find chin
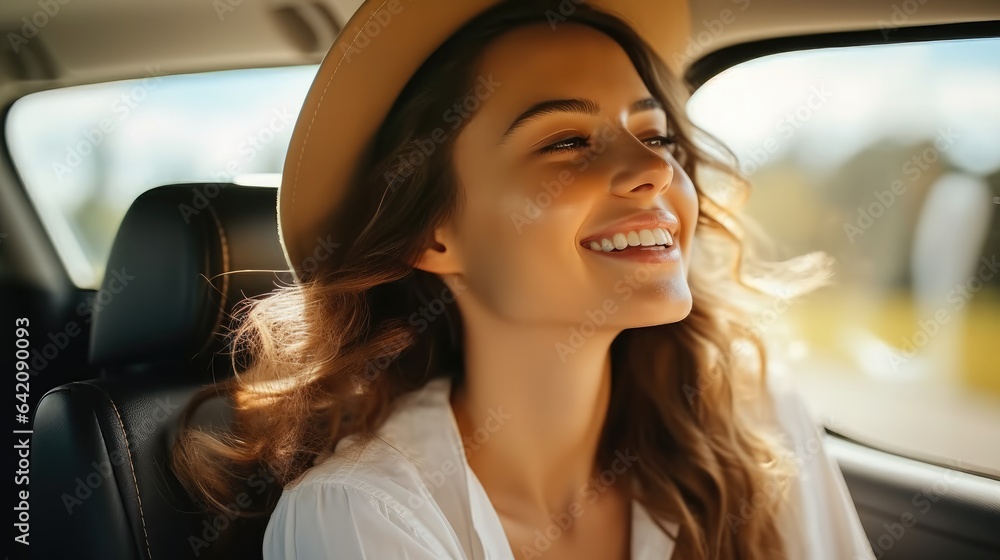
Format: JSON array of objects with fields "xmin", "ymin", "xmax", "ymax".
[{"xmin": 630, "ymin": 281, "xmax": 694, "ymax": 327}]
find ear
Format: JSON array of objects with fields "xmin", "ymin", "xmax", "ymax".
[{"xmin": 412, "ymin": 225, "xmax": 463, "ymax": 275}]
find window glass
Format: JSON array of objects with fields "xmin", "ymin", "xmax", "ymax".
[
  {"xmin": 688, "ymin": 38, "xmax": 1000, "ymax": 477},
  {"xmin": 6, "ymin": 65, "xmax": 319, "ymax": 288}
]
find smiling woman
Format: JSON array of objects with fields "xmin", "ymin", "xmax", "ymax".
[{"xmin": 170, "ymin": 1, "xmax": 871, "ymax": 559}]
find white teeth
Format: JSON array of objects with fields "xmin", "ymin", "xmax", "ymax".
[{"xmin": 585, "ymin": 227, "xmax": 675, "ymax": 253}]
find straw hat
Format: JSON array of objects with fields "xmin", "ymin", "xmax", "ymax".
[{"xmin": 278, "ymin": 0, "xmax": 691, "ymax": 281}]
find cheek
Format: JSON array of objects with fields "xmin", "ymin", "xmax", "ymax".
[
  {"xmin": 670, "ymin": 173, "xmax": 699, "ymax": 277},
  {"xmin": 458, "ymin": 171, "xmax": 588, "ymax": 275},
  {"xmin": 451, "ymin": 168, "xmax": 598, "ymax": 317},
  {"xmin": 457, "ymin": 155, "xmax": 591, "ymax": 249},
  {"xmin": 672, "ymin": 172, "xmax": 699, "ymax": 242}
]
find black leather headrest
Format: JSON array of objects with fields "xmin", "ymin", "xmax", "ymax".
[{"xmin": 89, "ymin": 183, "xmax": 292, "ymax": 373}]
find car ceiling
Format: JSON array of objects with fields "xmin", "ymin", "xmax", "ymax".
[{"xmin": 0, "ymin": 0, "xmax": 997, "ymax": 107}]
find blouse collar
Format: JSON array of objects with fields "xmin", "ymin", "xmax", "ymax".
[{"xmin": 371, "ymin": 375, "xmax": 679, "ymax": 559}]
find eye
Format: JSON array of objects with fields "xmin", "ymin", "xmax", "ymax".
[
  {"xmin": 538, "ymin": 133, "xmax": 681, "ymax": 155},
  {"xmin": 643, "ymin": 134, "xmax": 677, "ymax": 148},
  {"xmin": 645, "ymin": 133, "xmax": 686, "ymax": 164},
  {"xmin": 539, "ymin": 135, "xmax": 591, "ymax": 154}
]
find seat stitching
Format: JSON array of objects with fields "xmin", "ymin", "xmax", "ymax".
[
  {"xmin": 289, "ymin": 0, "xmax": 392, "ymax": 257},
  {"xmin": 108, "ymin": 398, "xmax": 153, "ymax": 559},
  {"xmin": 197, "ymin": 202, "xmax": 230, "ymax": 360}
]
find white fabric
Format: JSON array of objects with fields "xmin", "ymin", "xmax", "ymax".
[{"xmin": 263, "ymin": 372, "xmax": 875, "ymax": 559}]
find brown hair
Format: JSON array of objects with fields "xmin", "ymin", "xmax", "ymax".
[{"xmin": 172, "ymin": 1, "xmax": 832, "ymax": 558}]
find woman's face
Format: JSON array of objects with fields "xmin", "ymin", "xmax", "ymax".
[{"xmin": 421, "ymin": 22, "xmax": 698, "ymax": 332}]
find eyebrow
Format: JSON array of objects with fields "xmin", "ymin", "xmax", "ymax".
[{"xmin": 499, "ymin": 97, "xmax": 664, "ymax": 144}]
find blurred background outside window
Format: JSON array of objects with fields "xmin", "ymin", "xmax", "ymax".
[
  {"xmin": 6, "ymin": 65, "xmax": 317, "ymax": 288},
  {"xmin": 689, "ymin": 37, "xmax": 1000, "ymax": 478}
]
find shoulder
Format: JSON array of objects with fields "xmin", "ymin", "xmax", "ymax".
[
  {"xmin": 275, "ymin": 434, "xmax": 429, "ymax": 526},
  {"xmin": 755, "ymin": 364, "xmax": 876, "ymax": 559},
  {"xmin": 262, "ymin": 437, "xmax": 452, "ymax": 559},
  {"xmin": 262, "ymin": 478, "xmax": 438, "ymax": 560},
  {"xmin": 761, "ymin": 366, "xmax": 826, "ymax": 449},
  {"xmin": 290, "ymin": 434, "xmax": 426, "ymax": 497},
  {"xmin": 733, "ymin": 360, "xmax": 824, "ymax": 456},
  {"xmin": 754, "ymin": 364, "xmax": 842, "ymax": 493}
]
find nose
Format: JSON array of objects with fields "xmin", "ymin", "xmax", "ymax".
[{"xmin": 606, "ymin": 129, "xmax": 674, "ymax": 200}]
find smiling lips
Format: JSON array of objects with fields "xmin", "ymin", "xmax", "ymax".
[
  {"xmin": 585, "ymin": 228, "xmax": 673, "ymax": 253},
  {"xmin": 579, "ymin": 209, "xmax": 682, "ymax": 258}
]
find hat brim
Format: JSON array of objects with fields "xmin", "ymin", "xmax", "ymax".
[{"xmin": 278, "ymin": 0, "xmax": 691, "ymax": 281}]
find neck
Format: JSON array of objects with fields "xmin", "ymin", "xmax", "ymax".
[{"xmin": 449, "ymin": 307, "xmax": 623, "ymax": 522}]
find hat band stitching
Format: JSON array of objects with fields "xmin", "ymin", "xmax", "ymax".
[{"xmin": 290, "ymin": 0, "xmax": 393, "ymax": 271}]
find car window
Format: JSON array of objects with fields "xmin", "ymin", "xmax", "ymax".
[
  {"xmin": 688, "ymin": 38, "xmax": 1000, "ymax": 477},
  {"xmin": 5, "ymin": 65, "xmax": 320, "ymax": 288}
]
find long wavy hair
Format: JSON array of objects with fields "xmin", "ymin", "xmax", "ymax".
[{"xmin": 172, "ymin": 1, "xmax": 832, "ymax": 558}]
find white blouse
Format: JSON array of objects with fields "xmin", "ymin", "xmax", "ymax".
[{"xmin": 263, "ymin": 372, "xmax": 875, "ymax": 559}]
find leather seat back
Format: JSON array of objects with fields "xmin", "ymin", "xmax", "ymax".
[{"xmin": 32, "ymin": 183, "xmax": 292, "ymax": 560}]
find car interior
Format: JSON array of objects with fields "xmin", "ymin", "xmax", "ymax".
[{"xmin": 3, "ymin": 0, "xmax": 999, "ymax": 559}]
